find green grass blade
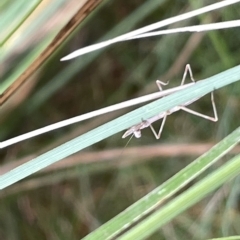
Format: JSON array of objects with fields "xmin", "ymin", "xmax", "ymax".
[
  {"xmin": 83, "ymin": 127, "xmax": 240, "ymax": 240},
  {"xmin": 0, "ymin": 35, "xmax": 54, "ymax": 93},
  {"xmin": 119, "ymin": 154, "xmax": 240, "ymax": 240},
  {"xmin": 0, "ymin": 65, "xmax": 240, "ymax": 189},
  {"xmin": 0, "ymin": 0, "xmax": 77, "ymax": 95},
  {"xmin": 0, "ymin": 0, "xmax": 41, "ymax": 46}
]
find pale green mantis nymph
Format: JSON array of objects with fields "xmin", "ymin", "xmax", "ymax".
[
  {"xmin": 0, "ymin": 65, "xmax": 217, "ymax": 148},
  {"xmin": 122, "ymin": 64, "xmax": 218, "ymax": 139}
]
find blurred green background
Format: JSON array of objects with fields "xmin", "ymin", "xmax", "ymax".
[{"xmin": 1, "ymin": 0, "xmax": 240, "ymax": 239}]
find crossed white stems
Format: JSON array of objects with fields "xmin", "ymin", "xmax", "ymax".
[{"xmin": 122, "ymin": 64, "xmax": 218, "ymax": 139}]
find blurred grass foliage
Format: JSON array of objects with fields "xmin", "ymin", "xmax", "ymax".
[
  {"xmin": 0, "ymin": 0, "xmax": 40, "ymax": 46},
  {"xmin": 1, "ymin": 0, "xmax": 65, "ymax": 94},
  {"xmin": 0, "ymin": 0, "xmax": 103, "ymax": 102},
  {"xmin": 1, "ymin": 0, "xmax": 240, "ymax": 239}
]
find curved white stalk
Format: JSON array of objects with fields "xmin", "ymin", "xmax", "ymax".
[{"xmin": 61, "ymin": 0, "xmax": 240, "ymax": 61}]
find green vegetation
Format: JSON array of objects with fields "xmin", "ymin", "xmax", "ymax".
[{"xmin": 1, "ymin": 0, "xmax": 240, "ymax": 239}]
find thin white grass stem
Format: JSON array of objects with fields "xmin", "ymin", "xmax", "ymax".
[
  {"xmin": 0, "ymin": 82, "xmax": 194, "ymax": 149},
  {"xmin": 61, "ymin": 0, "xmax": 240, "ymax": 60},
  {"xmin": 128, "ymin": 20, "xmax": 240, "ymax": 40}
]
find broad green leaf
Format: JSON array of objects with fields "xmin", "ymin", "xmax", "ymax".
[{"xmin": 0, "ymin": 65, "xmax": 240, "ymax": 189}]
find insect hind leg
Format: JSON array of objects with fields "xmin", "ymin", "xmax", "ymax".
[{"xmin": 180, "ymin": 92, "xmax": 218, "ymax": 122}]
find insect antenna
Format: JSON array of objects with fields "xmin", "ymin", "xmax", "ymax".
[{"xmin": 118, "ymin": 133, "xmax": 135, "ymax": 159}]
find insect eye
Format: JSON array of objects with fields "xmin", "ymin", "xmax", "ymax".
[{"xmin": 134, "ymin": 131, "xmax": 141, "ymax": 138}]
